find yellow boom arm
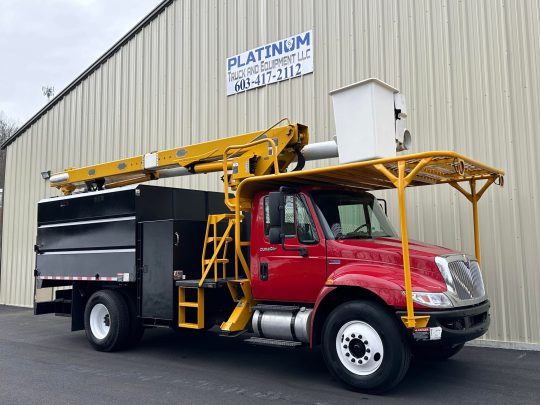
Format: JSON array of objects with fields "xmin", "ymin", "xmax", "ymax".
[{"xmin": 48, "ymin": 119, "xmax": 308, "ymax": 196}]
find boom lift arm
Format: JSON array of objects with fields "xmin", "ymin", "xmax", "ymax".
[{"xmin": 47, "ymin": 119, "xmax": 309, "ymax": 197}]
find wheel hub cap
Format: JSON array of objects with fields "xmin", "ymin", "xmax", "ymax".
[
  {"xmin": 90, "ymin": 303, "xmax": 111, "ymax": 340},
  {"xmin": 336, "ymin": 321, "xmax": 384, "ymax": 376},
  {"xmin": 348, "ymin": 338, "xmax": 366, "ymax": 358}
]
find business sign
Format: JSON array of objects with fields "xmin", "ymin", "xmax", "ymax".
[{"xmin": 226, "ymin": 30, "xmax": 313, "ymax": 96}]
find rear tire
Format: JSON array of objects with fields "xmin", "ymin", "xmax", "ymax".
[
  {"xmin": 321, "ymin": 300, "xmax": 410, "ymax": 394},
  {"xmin": 84, "ymin": 290, "xmax": 130, "ymax": 352},
  {"xmin": 413, "ymin": 343, "xmax": 464, "ymax": 361}
]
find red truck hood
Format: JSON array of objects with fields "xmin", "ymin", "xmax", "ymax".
[
  {"xmin": 359, "ymin": 237, "xmax": 456, "ymax": 258},
  {"xmin": 327, "ymin": 237, "xmax": 459, "ymax": 291}
]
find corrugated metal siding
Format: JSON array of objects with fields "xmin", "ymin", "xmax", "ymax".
[{"xmin": 1, "ymin": 0, "xmax": 539, "ymax": 344}]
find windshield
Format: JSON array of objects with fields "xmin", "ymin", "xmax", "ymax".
[{"xmin": 311, "ymin": 190, "xmax": 397, "ymax": 240}]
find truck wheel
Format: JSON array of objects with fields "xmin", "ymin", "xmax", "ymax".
[
  {"xmin": 413, "ymin": 343, "xmax": 464, "ymax": 361},
  {"xmin": 84, "ymin": 290, "xmax": 130, "ymax": 352},
  {"xmin": 322, "ymin": 300, "xmax": 410, "ymax": 394}
]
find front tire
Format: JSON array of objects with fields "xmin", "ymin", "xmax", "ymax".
[
  {"xmin": 84, "ymin": 290, "xmax": 131, "ymax": 352},
  {"xmin": 322, "ymin": 300, "xmax": 411, "ymax": 394}
]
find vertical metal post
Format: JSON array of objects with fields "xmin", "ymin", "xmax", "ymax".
[
  {"xmin": 178, "ymin": 288, "xmax": 185, "ymax": 325},
  {"xmin": 213, "ymin": 220, "xmax": 218, "ymax": 282},
  {"xmin": 396, "ymin": 161, "xmax": 415, "ymax": 328},
  {"xmin": 374, "ymin": 158, "xmax": 432, "ymax": 329},
  {"xmin": 450, "ymin": 178, "xmax": 496, "ymax": 267},
  {"xmin": 470, "ymin": 180, "xmax": 481, "ymax": 265},
  {"xmin": 234, "ymin": 210, "xmax": 240, "ymax": 281},
  {"xmin": 197, "ymin": 288, "xmax": 205, "ymax": 328}
]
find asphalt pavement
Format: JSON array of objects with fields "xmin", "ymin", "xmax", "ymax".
[{"xmin": 0, "ymin": 305, "xmax": 539, "ymax": 405}]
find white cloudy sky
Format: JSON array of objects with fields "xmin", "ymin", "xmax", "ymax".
[{"xmin": 0, "ymin": 0, "xmax": 163, "ymax": 125}]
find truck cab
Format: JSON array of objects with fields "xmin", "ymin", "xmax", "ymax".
[{"xmin": 248, "ymin": 186, "xmax": 490, "ymax": 389}]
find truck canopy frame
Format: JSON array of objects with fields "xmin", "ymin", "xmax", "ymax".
[{"xmin": 235, "ymin": 151, "xmax": 504, "ymax": 328}]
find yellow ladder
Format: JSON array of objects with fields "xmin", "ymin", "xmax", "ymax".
[
  {"xmin": 176, "ymin": 214, "xmax": 234, "ymax": 330},
  {"xmin": 177, "ymin": 213, "xmax": 253, "ymax": 331},
  {"xmin": 178, "ymin": 286, "xmax": 205, "ymax": 329},
  {"xmin": 200, "ymin": 213, "xmax": 235, "ymax": 283}
]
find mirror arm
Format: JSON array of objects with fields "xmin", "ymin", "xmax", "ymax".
[{"xmin": 280, "ymin": 238, "xmax": 308, "ymax": 257}]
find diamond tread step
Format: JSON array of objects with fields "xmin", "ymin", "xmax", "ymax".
[
  {"xmin": 175, "ymin": 277, "xmax": 236, "ymax": 288},
  {"xmin": 251, "ymin": 304, "xmax": 301, "ymax": 312},
  {"xmin": 245, "ymin": 337, "xmax": 302, "ymax": 347}
]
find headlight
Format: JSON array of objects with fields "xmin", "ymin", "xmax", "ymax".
[
  {"xmin": 402, "ymin": 291, "xmax": 454, "ymax": 308},
  {"xmin": 435, "ymin": 256, "xmax": 456, "ymax": 294}
]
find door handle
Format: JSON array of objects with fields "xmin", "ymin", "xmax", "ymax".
[{"xmin": 260, "ymin": 262, "xmax": 268, "ymax": 281}]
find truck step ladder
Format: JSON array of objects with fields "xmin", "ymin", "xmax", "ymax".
[
  {"xmin": 201, "ymin": 213, "xmax": 236, "ymax": 282},
  {"xmin": 178, "ymin": 286, "xmax": 205, "ymax": 329},
  {"xmin": 177, "ymin": 213, "xmax": 253, "ymax": 330}
]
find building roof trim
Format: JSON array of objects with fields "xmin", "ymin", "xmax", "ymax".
[{"xmin": 1, "ymin": 0, "xmax": 173, "ymax": 150}]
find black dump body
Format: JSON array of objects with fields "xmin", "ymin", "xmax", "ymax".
[{"xmin": 35, "ymin": 184, "xmax": 236, "ymax": 327}]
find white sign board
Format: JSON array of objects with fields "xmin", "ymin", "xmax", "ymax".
[{"xmin": 226, "ymin": 30, "xmax": 313, "ymax": 96}]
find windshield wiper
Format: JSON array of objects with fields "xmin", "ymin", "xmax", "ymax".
[{"xmin": 337, "ymin": 233, "xmax": 372, "ymax": 240}]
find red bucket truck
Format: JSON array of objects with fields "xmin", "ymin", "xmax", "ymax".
[{"xmin": 34, "ymin": 79, "xmax": 504, "ymax": 393}]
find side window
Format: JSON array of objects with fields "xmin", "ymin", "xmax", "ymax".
[
  {"xmin": 296, "ymin": 197, "xmax": 318, "ymax": 244},
  {"xmin": 264, "ymin": 195, "xmax": 295, "ymax": 237},
  {"xmin": 283, "ymin": 196, "xmax": 295, "ymax": 236},
  {"xmin": 263, "ymin": 195, "xmax": 318, "ymax": 244}
]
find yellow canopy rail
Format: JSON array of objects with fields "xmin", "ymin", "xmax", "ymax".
[{"xmin": 236, "ymin": 151, "xmax": 504, "ymax": 329}]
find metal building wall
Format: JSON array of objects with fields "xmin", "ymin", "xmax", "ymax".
[{"xmin": 1, "ymin": 0, "xmax": 538, "ymax": 345}]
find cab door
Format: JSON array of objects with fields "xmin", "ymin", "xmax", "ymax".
[{"xmin": 250, "ymin": 193, "xmax": 327, "ymax": 303}]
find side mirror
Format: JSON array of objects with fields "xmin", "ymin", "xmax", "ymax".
[
  {"xmin": 269, "ymin": 227, "xmax": 282, "ymax": 244},
  {"xmin": 266, "ymin": 188, "xmax": 307, "ymax": 257},
  {"xmin": 268, "ymin": 191, "xmax": 284, "ymax": 244},
  {"xmin": 268, "ymin": 192, "xmax": 282, "ymax": 227}
]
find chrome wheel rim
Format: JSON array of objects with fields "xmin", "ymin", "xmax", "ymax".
[
  {"xmin": 336, "ymin": 320, "xmax": 384, "ymax": 376},
  {"xmin": 90, "ymin": 303, "xmax": 110, "ymax": 340}
]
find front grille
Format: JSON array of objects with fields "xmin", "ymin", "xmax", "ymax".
[{"xmin": 448, "ymin": 260, "xmax": 485, "ymax": 300}]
